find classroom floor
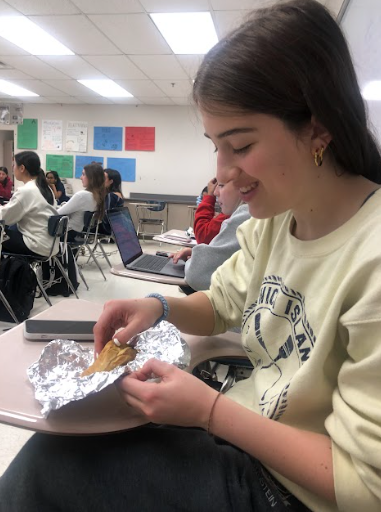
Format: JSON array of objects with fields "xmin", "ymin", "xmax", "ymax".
[{"xmin": 0, "ymin": 239, "xmax": 184, "ymax": 477}]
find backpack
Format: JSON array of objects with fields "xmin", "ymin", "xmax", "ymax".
[
  {"xmin": 42, "ymin": 245, "xmax": 79, "ymax": 297},
  {"xmin": 0, "ymin": 256, "xmax": 37, "ymax": 322}
]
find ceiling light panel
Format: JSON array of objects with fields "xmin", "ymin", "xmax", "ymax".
[
  {"xmin": 0, "ymin": 79, "xmax": 38, "ymax": 96},
  {"xmin": 0, "ymin": 16, "xmax": 74, "ymax": 55},
  {"xmin": 150, "ymin": 12, "xmax": 218, "ymax": 54},
  {"xmin": 77, "ymin": 79, "xmax": 133, "ymax": 98}
]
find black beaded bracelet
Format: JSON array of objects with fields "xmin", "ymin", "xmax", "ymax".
[{"xmin": 146, "ymin": 293, "xmax": 170, "ymax": 327}]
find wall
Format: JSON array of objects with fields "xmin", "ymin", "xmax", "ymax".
[{"xmin": 13, "ymin": 104, "xmax": 216, "ymax": 197}]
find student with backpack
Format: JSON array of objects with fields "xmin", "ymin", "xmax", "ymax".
[{"xmin": 0, "ymin": 151, "xmax": 58, "ymax": 257}]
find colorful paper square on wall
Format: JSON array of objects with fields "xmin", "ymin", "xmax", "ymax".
[
  {"xmin": 125, "ymin": 127, "xmax": 155, "ymax": 151},
  {"xmin": 107, "ymin": 157, "xmax": 136, "ymax": 182}
]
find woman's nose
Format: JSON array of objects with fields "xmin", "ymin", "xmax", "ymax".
[{"xmin": 216, "ymin": 165, "xmax": 240, "ymax": 184}]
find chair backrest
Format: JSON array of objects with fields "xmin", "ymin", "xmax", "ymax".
[
  {"xmin": 81, "ymin": 211, "xmax": 99, "ymax": 245},
  {"xmin": 147, "ymin": 201, "xmax": 166, "ymax": 212},
  {"xmin": 47, "ymin": 215, "xmax": 70, "ymax": 259}
]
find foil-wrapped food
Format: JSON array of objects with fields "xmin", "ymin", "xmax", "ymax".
[{"xmin": 27, "ymin": 321, "xmax": 190, "ymax": 418}]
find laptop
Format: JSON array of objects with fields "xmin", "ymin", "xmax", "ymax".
[{"xmin": 107, "ymin": 207, "xmax": 185, "ymax": 278}]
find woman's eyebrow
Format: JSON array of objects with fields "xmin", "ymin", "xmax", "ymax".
[{"xmin": 204, "ymin": 127, "xmax": 257, "ymax": 139}]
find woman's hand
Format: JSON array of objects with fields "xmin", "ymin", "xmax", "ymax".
[
  {"xmin": 207, "ymin": 177, "xmax": 218, "ymax": 195},
  {"xmin": 93, "ymin": 298, "xmax": 163, "ymax": 355},
  {"xmin": 118, "ymin": 358, "xmax": 218, "ymax": 428},
  {"xmin": 170, "ymin": 247, "xmax": 192, "ymax": 264}
]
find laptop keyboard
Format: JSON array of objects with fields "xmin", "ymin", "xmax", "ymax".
[{"xmin": 133, "ymin": 254, "xmax": 168, "ymax": 271}]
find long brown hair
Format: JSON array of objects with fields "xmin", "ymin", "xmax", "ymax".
[
  {"xmin": 193, "ymin": 0, "xmax": 381, "ymax": 183},
  {"xmin": 83, "ymin": 163, "xmax": 105, "ymax": 219}
]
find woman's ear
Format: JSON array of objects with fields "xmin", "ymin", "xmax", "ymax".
[{"xmin": 310, "ymin": 116, "xmax": 332, "ymax": 149}]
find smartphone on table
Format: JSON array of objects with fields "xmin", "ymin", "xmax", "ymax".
[{"xmin": 24, "ymin": 320, "xmax": 96, "ymax": 341}]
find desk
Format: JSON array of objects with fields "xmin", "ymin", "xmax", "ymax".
[
  {"xmin": 0, "ymin": 299, "xmax": 244, "ymax": 435},
  {"xmin": 111, "ymin": 263, "xmax": 186, "ymax": 286},
  {"xmin": 153, "ymin": 229, "xmax": 197, "ymax": 248},
  {"xmin": 129, "ymin": 202, "xmax": 167, "ymax": 237}
]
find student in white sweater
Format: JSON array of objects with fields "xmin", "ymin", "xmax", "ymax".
[
  {"xmin": 0, "ymin": 151, "xmax": 57, "ymax": 257},
  {"xmin": 57, "ymin": 163, "xmax": 105, "ymax": 241},
  {"xmin": 3, "ymin": 2, "xmax": 381, "ymax": 512}
]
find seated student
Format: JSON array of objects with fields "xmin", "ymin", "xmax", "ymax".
[
  {"xmin": 57, "ymin": 163, "xmax": 105, "ymax": 242},
  {"xmin": 99, "ymin": 168, "xmax": 124, "ymax": 236},
  {"xmin": 0, "ymin": 166, "xmax": 12, "ymax": 202},
  {"xmin": 194, "ymin": 177, "xmax": 230, "ymax": 244},
  {"xmin": 46, "ymin": 170, "xmax": 69, "ymax": 205},
  {"xmin": 0, "ymin": 151, "xmax": 58, "ymax": 257},
  {"xmin": 2, "ymin": 2, "xmax": 381, "ymax": 511},
  {"xmin": 172, "ymin": 179, "xmax": 250, "ymax": 293}
]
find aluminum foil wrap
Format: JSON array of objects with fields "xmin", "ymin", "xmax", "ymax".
[{"xmin": 27, "ymin": 321, "xmax": 190, "ymax": 418}]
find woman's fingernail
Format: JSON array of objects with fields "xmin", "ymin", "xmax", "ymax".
[
  {"xmin": 95, "ymin": 352, "xmax": 99, "ymax": 359},
  {"xmin": 114, "ymin": 338, "xmax": 121, "ymax": 347}
]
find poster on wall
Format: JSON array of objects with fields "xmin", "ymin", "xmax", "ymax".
[
  {"xmin": 17, "ymin": 119, "xmax": 38, "ymax": 149},
  {"xmin": 75, "ymin": 155, "xmax": 104, "ymax": 178},
  {"xmin": 107, "ymin": 157, "xmax": 136, "ymax": 182},
  {"xmin": 42, "ymin": 120, "xmax": 63, "ymax": 151},
  {"xmin": 46, "ymin": 154, "xmax": 74, "ymax": 178},
  {"xmin": 66, "ymin": 121, "xmax": 88, "ymax": 152},
  {"xmin": 94, "ymin": 127, "xmax": 122, "ymax": 151},
  {"xmin": 125, "ymin": 127, "xmax": 155, "ymax": 151}
]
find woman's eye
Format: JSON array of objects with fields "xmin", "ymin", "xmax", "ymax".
[{"xmin": 233, "ymin": 144, "xmax": 252, "ymax": 155}]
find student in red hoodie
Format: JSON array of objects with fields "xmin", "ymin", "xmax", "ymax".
[
  {"xmin": 194, "ymin": 177, "xmax": 229, "ymax": 244},
  {"xmin": 0, "ymin": 166, "xmax": 13, "ymax": 202}
]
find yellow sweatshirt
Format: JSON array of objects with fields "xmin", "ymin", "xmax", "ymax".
[{"xmin": 204, "ymin": 191, "xmax": 381, "ymax": 512}]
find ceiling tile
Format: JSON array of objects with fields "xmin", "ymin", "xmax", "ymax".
[
  {"xmin": 20, "ymin": 96, "xmax": 58, "ymax": 103},
  {"xmin": 83, "ymin": 56, "xmax": 146, "ymax": 80},
  {"xmin": 42, "ymin": 79, "xmax": 101, "ymax": 96},
  {"xmin": 71, "ymin": 0, "xmax": 144, "ymax": 14},
  {"xmin": 38, "ymin": 56, "xmax": 107, "ymax": 79},
  {"xmin": 115, "ymin": 79, "xmax": 166, "ymax": 97},
  {"xmin": 130, "ymin": 55, "xmax": 188, "ymax": 79},
  {"xmin": 154, "ymin": 79, "xmax": 192, "ymax": 97},
  {"xmin": 0, "ymin": 0, "xmax": 23, "ymax": 14},
  {"xmin": 89, "ymin": 14, "xmax": 171, "ymax": 54},
  {"xmin": 0, "ymin": 69, "xmax": 33, "ymax": 79},
  {"xmin": 176, "ymin": 55, "xmax": 204, "ymax": 79},
  {"xmin": 137, "ymin": 96, "xmax": 175, "ymax": 105},
  {"xmin": 110, "ymin": 97, "xmax": 143, "ymax": 104},
  {"xmin": 210, "ymin": 0, "xmax": 265, "ymax": 9},
  {"xmin": 6, "ymin": 0, "xmax": 80, "ymax": 14},
  {"xmin": 10, "ymin": 79, "xmax": 67, "ymax": 96},
  {"xmin": 213, "ymin": 10, "xmax": 252, "ymax": 38},
  {"xmin": 31, "ymin": 15, "xmax": 122, "ymax": 55},
  {"xmin": 140, "ymin": 0, "xmax": 209, "ymax": 12},
  {"xmin": 171, "ymin": 97, "xmax": 192, "ymax": 105},
  {"xmin": 1, "ymin": 56, "xmax": 70, "ymax": 79},
  {"xmin": 0, "ymin": 39, "xmax": 30, "ymax": 57},
  {"xmin": 47, "ymin": 96, "xmax": 85, "ymax": 104},
  {"xmin": 75, "ymin": 96, "xmax": 114, "ymax": 104}
]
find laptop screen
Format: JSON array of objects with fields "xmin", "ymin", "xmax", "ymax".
[{"xmin": 107, "ymin": 208, "xmax": 143, "ymax": 265}]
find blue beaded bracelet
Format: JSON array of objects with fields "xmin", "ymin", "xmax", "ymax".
[{"xmin": 146, "ymin": 293, "xmax": 170, "ymax": 327}]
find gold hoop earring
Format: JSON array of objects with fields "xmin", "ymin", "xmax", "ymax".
[{"xmin": 314, "ymin": 147, "xmax": 325, "ymax": 167}]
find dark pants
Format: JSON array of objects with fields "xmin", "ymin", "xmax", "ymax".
[
  {"xmin": 0, "ymin": 427, "xmax": 310, "ymax": 512},
  {"xmin": 2, "ymin": 225, "xmax": 41, "ymax": 256}
]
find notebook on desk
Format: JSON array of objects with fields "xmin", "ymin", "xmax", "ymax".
[{"xmin": 107, "ymin": 207, "xmax": 185, "ymax": 278}]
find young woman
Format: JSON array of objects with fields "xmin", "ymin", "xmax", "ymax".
[
  {"xmin": 46, "ymin": 170, "xmax": 69, "ymax": 205},
  {"xmin": 1, "ymin": 1, "xmax": 381, "ymax": 511},
  {"xmin": 194, "ymin": 177, "xmax": 230, "ymax": 244},
  {"xmin": 0, "ymin": 166, "xmax": 12, "ymax": 201},
  {"xmin": 99, "ymin": 168, "xmax": 124, "ymax": 235},
  {"xmin": 57, "ymin": 163, "xmax": 105, "ymax": 241},
  {"xmin": 0, "ymin": 151, "xmax": 58, "ymax": 257},
  {"xmin": 172, "ymin": 179, "xmax": 250, "ymax": 293}
]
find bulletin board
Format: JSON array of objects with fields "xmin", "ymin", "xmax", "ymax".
[
  {"xmin": 107, "ymin": 157, "xmax": 136, "ymax": 182},
  {"xmin": 75, "ymin": 155, "xmax": 104, "ymax": 178}
]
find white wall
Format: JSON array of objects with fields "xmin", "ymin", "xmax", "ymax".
[{"xmin": 14, "ymin": 104, "xmax": 216, "ymax": 197}]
